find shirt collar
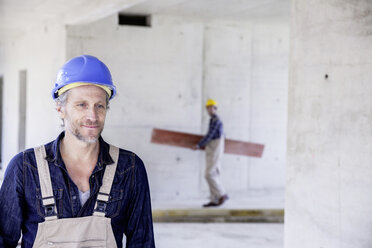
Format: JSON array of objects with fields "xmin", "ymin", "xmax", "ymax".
[{"xmin": 46, "ymin": 132, "xmax": 114, "ymax": 169}]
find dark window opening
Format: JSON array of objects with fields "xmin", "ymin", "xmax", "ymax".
[{"xmin": 118, "ymin": 14, "xmax": 151, "ymax": 27}]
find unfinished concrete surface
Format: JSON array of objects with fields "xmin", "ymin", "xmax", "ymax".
[
  {"xmin": 286, "ymin": 0, "xmax": 372, "ymax": 247},
  {"xmin": 64, "ymin": 12, "xmax": 289, "ymax": 201},
  {"xmin": 154, "ymin": 223, "xmax": 284, "ymax": 248},
  {"xmin": 0, "ymin": 0, "xmax": 371, "ymax": 247},
  {"xmin": 0, "ymin": 1, "xmax": 289, "ymax": 204}
]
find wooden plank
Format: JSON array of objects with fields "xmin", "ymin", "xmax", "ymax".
[{"xmin": 151, "ymin": 128, "xmax": 264, "ymax": 158}]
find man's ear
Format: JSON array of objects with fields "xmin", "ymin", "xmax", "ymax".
[{"xmin": 56, "ymin": 103, "xmax": 65, "ymax": 119}]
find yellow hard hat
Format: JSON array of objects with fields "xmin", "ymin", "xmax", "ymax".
[{"xmin": 206, "ymin": 99, "xmax": 218, "ymax": 107}]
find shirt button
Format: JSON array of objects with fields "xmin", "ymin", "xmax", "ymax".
[{"xmin": 72, "ymin": 196, "xmax": 77, "ymax": 200}]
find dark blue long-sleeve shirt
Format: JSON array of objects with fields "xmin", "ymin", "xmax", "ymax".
[
  {"xmin": 0, "ymin": 132, "xmax": 155, "ymax": 248},
  {"xmin": 198, "ymin": 114, "xmax": 224, "ymax": 147}
]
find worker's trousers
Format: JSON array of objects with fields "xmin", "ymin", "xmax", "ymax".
[{"xmin": 205, "ymin": 137, "xmax": 226, "ymax": 202}]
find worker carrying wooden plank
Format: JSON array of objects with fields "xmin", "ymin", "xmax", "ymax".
[
  {"xmin": 191, "ymin": 99, "xmax": 229, "ymax": 207},
  {"xmin": 151, "ymin": 100, "xmax": 265, "ymax": 208}
]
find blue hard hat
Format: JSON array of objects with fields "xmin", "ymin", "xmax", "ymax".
[{"xmin": 52, "ymin": 55, "xmax": 116, "ymax": 100}]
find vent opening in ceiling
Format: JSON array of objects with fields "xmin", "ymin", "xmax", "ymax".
[{"xmin": 118, "ymin": 14, "xmax": 151, "ymax": 27}]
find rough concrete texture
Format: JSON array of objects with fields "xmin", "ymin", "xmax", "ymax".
[
  {"xmin": 154, "ymin": 223, "xmax": 283, "ymax": 248},
  {"xmin": 0, "ymin": 22, "xmax": 66, "ymax": 179},
  {"xmin": 64, "ymin": 14, "xmax": 289, "ymax": 201},
  {"xmin": 286, "ymin": 1, "xmax": 372, "ymax": 247},
  {"xmin": 152, "ymin": 188, "xmax": 284, "ymax": 210},
  {"xmin": 0, "ymin": 7, "xmax": 288, "ymax": 204}
]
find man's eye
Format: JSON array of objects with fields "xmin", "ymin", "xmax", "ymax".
[
  {"xmin": 97, "ymin": 104, "xmax": 105, "ymax": 109},
  {"xmin": 77, "ymin": 103, "xmax": 86, "ymax": 107}
]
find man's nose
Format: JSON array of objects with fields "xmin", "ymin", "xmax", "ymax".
[{"xmin": 86, "ymin": 107, "xmax": 98, "ymax": 121}]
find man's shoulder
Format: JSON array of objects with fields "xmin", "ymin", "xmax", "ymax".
[
  {"xmin": 113, "ymin": 146, "xmax": 145, "ymax": 169},
  {"xmin": 212, "ymin": 114, "xmax": 222, "ymax": 123},
  {"xmin": 99, "ymin": 137, "xmax": 147, "ymax": 173},
  {"xmin": 117, "ymin": 147, "xmax": 136, "ymax": 157},
  {"xmin": 5, "ymin": 147, "xmax": 39, "ymax": 176},
  {"xmin": 109, "ymin": 144, "xmax": 136, "ymax": 159},
  {"xmin": 22, "ymin": 141, "xmax": 53, "ymax": 156},
  {"xmin": 8, "ymin": 147, "xmax": 37, "ymax": 165},
  {"xmin": 10, "ymin": 141, "xmax": 55, "ymax": 171}
]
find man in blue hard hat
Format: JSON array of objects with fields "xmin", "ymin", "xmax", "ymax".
[{"xmin": 0, "ymin": 55, "xmax": 155, "ymax": 248}]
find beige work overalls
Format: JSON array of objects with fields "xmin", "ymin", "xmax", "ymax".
[
  {"xmin": 32, "ymin": 145, "xmax": 119, "ymax": 248},
  {"xmin": 205, "ymin": 137, "xmax": 226, "ymax": 202}
]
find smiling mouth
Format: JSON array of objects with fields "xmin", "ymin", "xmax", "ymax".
[{"xmin": 82, "ymin": 125, "xmax": 100, "ymax": 129}]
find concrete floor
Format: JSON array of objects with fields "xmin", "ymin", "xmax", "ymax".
[
  {"xmin": 152, "ymin": 188, "xmax": 285, "ymax": 210},
  {"xmin": 151, "ymin": 188, "xmax": 285, "ymax": 247},
  {"xmin": 154, "ymin": 223, "xmax": 284, "ymax": 248}
]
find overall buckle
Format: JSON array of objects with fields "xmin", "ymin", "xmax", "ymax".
[
  {"xmin": 44, "ymin": 203, "xmax": 57, "ymax": 217},
  {"xmin": 95, "ymin": 200, "xmax": 107, "ymax": 213},
  {"xmin": 42, "ymin": 196, "xmax": 57, "ymax": 217}
]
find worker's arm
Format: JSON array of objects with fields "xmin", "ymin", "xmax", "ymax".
[
  {"xmin": 0, "ymin": 153, "xmax": 24, "ymax": 247},
  {"xmin": 197, "ymin": 118, "xmax": 223, "ymax": 148},
  {"xmin": 124, "ymin": 155, "xmax": 155, "ymax": 248}
]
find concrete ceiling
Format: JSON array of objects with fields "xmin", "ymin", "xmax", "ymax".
[
  {"xmin": 0, "ymin": 0, "xmax": 145, "ymax": 31},
  {"xmin": 124, "ymin": 0, "xmax": 289, "ymax": 22},
  {"xmin": 0, "ymin": 0, "xmax": 289, "ymax": 32}
]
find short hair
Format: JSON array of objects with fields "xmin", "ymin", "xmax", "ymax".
[{"xmin": 55, "ymin": 90, "xmax": 110, "ymax": 109}]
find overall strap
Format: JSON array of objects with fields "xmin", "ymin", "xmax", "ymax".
[
  {"xmin": 34, "ymin": 145, "xmax": 58, "ymax": 221},
  {"xmin": 93, "ymin": 145, "xmax": 120, "ymax": 217}
]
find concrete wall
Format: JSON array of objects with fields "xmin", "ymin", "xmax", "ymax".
[
  {"xmin": 286, "ymin": 1, "xmax": 372, "ymax": 247},
  {"xmin": 65, "ymin": 14, "xmax": 289, "ymax": 201},
  {"xmin": 250, "ymin": 21, "xmax": 288, "ymax": 188},
  {"xmin": 0, "ymin": 22, "xmax": 66, "ymax": 178},
  {"xmin": 203, "ymin": 20, "xmax": 289, "ymax": 191}
]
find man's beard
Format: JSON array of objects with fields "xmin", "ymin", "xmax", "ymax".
[
  {"xmin": 72, "ymin": 127, "xmax": 102, "ymax": 144},
  {"xmin": 67, "ymin": 120, "xmax": 103, "ymax": 144}
]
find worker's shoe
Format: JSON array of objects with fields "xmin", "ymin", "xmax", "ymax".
[
  {"xmin": 203, "ymin": 201, "xmax": 218, "ymax": 207},
  {"xmin": 217, "ymin": 194, "xmax": 229, "ymax": 205},
  {"xmin": 203, "ymin": 194, "xmax": 229, "ymax": 208}
]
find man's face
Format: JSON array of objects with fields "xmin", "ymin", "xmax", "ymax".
[
  {"xmin": 206, "ymin": 105, "xmax": 216, "ymax": 116},
  {"xmin": 58, "ymin": 85, "xmax": 108, "ymax": 144}
]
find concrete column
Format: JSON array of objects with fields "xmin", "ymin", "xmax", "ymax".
[{"xmin": 286, "ymin": 1, "xmax": 372, "ymax": 247}]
